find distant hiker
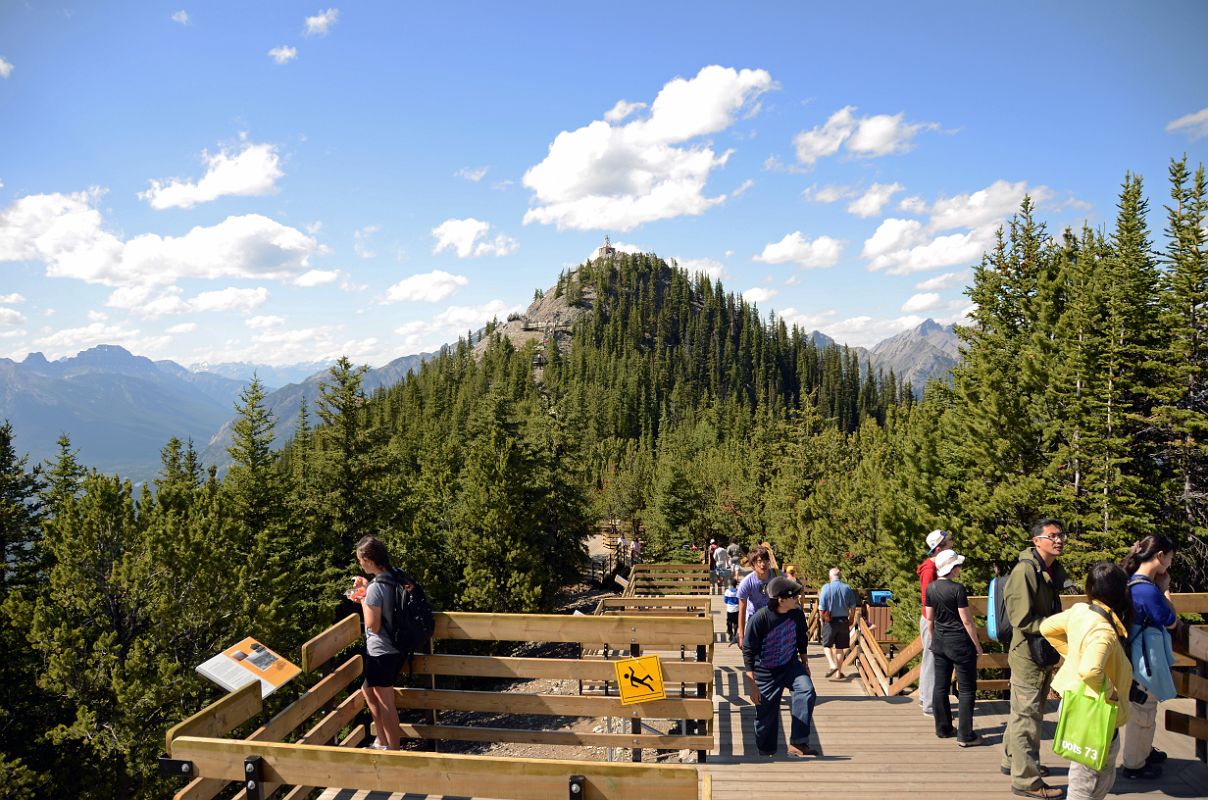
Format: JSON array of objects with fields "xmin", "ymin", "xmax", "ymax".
[
  {"xmin": 918, "ymin": 529, "xmax": 953, "ymax": 717},
  {"xmin": 712, "ymin": 544, "xmax": 733, "ymax": 595},
  {"xmin": 724, "ymin": 577, "xmax": 740, "ymax": 644},
  {"xmin": 1000, "ymin": 518, "xmax": 1069, "ymax": 800},
  {"xmin": 743, "ymin": 575, "xmax": 817, "ymax": 757},
  {"xmin": 926, "ymin": 549, "xmax": 984, "ymax": 746},
  {"xmin": 1041, "ymin": 563, "xmax": 1133, "ymax": 800},
  {"xmin": 736, "ymin": 545, "xmax": 776, "ymax": 648},
  {"xmin": 630, "ymin": 537, "xmax": 641, "ymax": 563},
  {"xmin": 818, "ymin": 567, "xmax": 859, "ymax": 679},
  {"xmin": 1120, "ymin": 534, "xmax": 1179, "ymax": 780},
  {"xmin": 351, "ymin": 535, "xmax": 405, "ymax": 751}
]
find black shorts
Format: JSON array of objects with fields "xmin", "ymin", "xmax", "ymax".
[
  {"xmin": 821, "ymin": 618, "xmax": 850, "ymax": 648},
  {"xmin": 364, "ymin": 651, "xmax": 404, "ymax": 687}
]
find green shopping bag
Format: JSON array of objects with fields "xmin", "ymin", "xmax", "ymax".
[{"xmin": 1053, "ymin": 682, "xmax": 1117, "ymax": 771}]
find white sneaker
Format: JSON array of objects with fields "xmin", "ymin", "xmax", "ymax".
[{"xmin": 368, "ymin": 741, "xmax": 388, "ymax": 751}]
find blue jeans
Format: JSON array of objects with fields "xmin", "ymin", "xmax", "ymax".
[{"xmin": 753, "ymin": 659, "xmax": 817, "ymax": 754}]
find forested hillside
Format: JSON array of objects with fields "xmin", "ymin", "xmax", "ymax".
[{"xmin": 0, "ymin": 158, "xmax": 1205, "ymax": 799}]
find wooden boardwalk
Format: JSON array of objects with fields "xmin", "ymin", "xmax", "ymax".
[
  {"xmin": 703, "ymin": 594, "xmax": 1208, "ymax": 799},
  {"xmin": 315, "ymin": 593, "xmax": 1206, "ymax": 800}
]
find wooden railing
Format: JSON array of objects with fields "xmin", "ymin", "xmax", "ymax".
[
  {"xmin": 162, "ymin": 609, "xmax": 714, "ymax": 800},
  {"xmin": 847, "ymin": 593, "xmax": 1208, "ymax": 762},
  {"xmin": 1169, "ymin": 624, "xmax": 1208, "ymax": 762},
  {"xmin": 629, "ymin": 563, "xmax": 712, "ymax": 596}
]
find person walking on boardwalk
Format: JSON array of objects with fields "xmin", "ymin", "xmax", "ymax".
[
  {"xmin": 1041, "ymin": 563, "xmax": 1133, "ymax": 800},
  {"xmin": 1000, "ymin": 518, "xmax": 1070, "ymax": 799},
  {"xmin": 926, "ymin": 549, "xmax": 985, "ymax": 746},
  {"xmin": 351, "ymin": 535, "xmax": 405, "ymax": 751},
  {"xmin": 724, "ymin": 577, "xmax": 740, "ymax": 644},
  {"xmin": 736, "ymin": 545, "xmax": 776, "ymax": 647},
  {"xmin": 743, "ymin": 575, "xmax": 818, "ymax": 757},
  {"xmin": 918, "ymin": 529, "xmax": 953, "ymax": 717},
  {"xmin": 1120, "ymin": 534, "xmax": 1179, "ymax": 780},
  {"xmin": 713, "ymin": 542, "xmax": 732, "ymax": 595},
  {"xmin": 818, "ymin": 567, "xmax": 859, "ymax": 679}
]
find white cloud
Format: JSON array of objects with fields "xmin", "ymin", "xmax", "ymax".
[
  {"xmin": 0, "ymin": 308, "xmax": 25, "ymax": 325},
  {"xmin": 1, "ymin": 190, "xmax": 322, "ymax": 286},
  {"xmin": 898, "ymin": 195, "xmax": 928, "ymax": 214},
  {"xmin": 847, "ymin": 113, "xmax": 938, "ymax": 157},
  {"xmin": 902, "ymin": 292, "xmax": 942, "ymax": 313},
  {"xmin": 914, "ymin": 270, "xmax": 968, "ymax": 291},
  {"xmin": 191, "ymin": 287, "xmax": 268, "ymax": 313},
  {"xmin": 928, "ymin": 180, "xmax": 1042, "ymax": 232},
  {"xmin": 167, "ymin": 322, "xmax": 197, "ymax": 334},
  {"xmin": 675, "ymin": 257, "xmax": 725, "ymax": 282},
  {"xmin": 754, "ymin": 231, "xmax": 843, "ymax": 268},
  {"xmin": 383, "ymin": 269, "xmax": 468, "ymax": 303},
  {"xmin": 802, "ymin": 183, "xmax": 857, "ymax": 203},
  {"xmin": 432, "ymin": 218, "xmax": 518, "ymax": 258},
  {"xmin": 106, "ymin": 285, "xmax": 268, "ymax": 318},
  {"xmin": 293, "ymin": 269, "xmax": 339, "ymax": 287},
  {"xmin": 0, "ymin": 293, "xmax": 25, "ymax": 304},
  {"xmin": 862, "ymin": 180, "xmax": 1049, "ymax": 275},
  {"xmin": 86, "ymin": 310, "xmax": 107, "ymax": 322},
  {"xmin": 455, "ymin": 166, "xmax": 489, "ymax": 182},
  {"xmin": 268, "ymin": 46, "xmax": 297, "ymax": 64},
  {"xmin": 304, "ymin": 8, "xmax": 339, "ymax": 36},
  {"xmin": 1, "ymin": 329, "xmax": 26, "ymax": 341},
  {"xmin": 354, "ymin": 224, "xmax": 379, "ymax": 258},
  {"xmin": 1166, "ymin": 106, "xmax": 1208, "ymax": 140},
  {"xmin": 32, "ymin": 322, "xmax": 169, "ymax": 359},
  {"xmin": 523, "ymin": 65, "xmax": 774, "ymax": 231},
  {"xmin": 732, "ymin": 179, "xmax": 755, "ymax": 197},
  {"xmin": 793, "ymin": 106, "xmax": 938, "ymax": 165},
  {"xmin": 793, "ymin": 106, "xmax": 856, "ymax": 165},
  {"xmin": 604, "ymin": 100, "xmax": 648, "ymax": 123},
  {"xmin": 171, "ymin": 10, "xmax": 189, "ymax": 25},
  {"xmin": 743, "ymin": 287, "xmax": 777, "ymax": 304},
  {"xmin": 246, "ymin": 315, "xmax": 284, "ymax": 329},
  {"xmin": 847, "ymin": 182, "xmax": 904, "ymax": 218},
  {"xmin": 140, "ymin": 142, "xmax": 284, "ymax": 209},
  {"xmin": 0, "ymin": 57, "xmax": 13, "ymax": 79},
  {"xmin": 390, "ymin": 299, "xmax": 524, "ymax": 355}
]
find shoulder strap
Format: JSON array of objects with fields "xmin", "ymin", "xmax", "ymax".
[{"xmin": 1087, "ymin": 603, "xmax": 1124, "ymax": 642}]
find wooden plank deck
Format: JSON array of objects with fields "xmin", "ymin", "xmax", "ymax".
[
  {"xmin": 317, "ymin": 593, "xmax": 1207, "ymax": 799},
  {"xmin": 702, "ymin": 593, "xmax": 1208, "ymax": 799}
]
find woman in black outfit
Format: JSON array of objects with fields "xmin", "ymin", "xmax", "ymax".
[{"xmin": 926, "ymin": 549, "xmax": 985, "ymax": 745}]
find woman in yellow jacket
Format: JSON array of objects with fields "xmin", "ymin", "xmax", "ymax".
[{"xmin": 1040, "ymin": 562, "xmax": 1133, "ymax": 800}]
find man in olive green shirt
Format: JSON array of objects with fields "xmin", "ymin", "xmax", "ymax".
[{"xmin": 1000, "ymin": 519, "xmax": 1069, "ymax": 799}]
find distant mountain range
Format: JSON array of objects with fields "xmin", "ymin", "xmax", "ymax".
[
  {"xmin": 1, "ymin": 277, "xmax": 961, "ymax": 482},
  {"xmin": 0, "ymin": 346, "xmax": 433, "ymax": 483}
]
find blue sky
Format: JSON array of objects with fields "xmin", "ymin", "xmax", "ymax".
[{"xmin": 2, "ymin": 1, "xmax": 1206, "ymax": 367}]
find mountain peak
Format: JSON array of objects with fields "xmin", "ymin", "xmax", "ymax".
[{"xmin": 916, "ymin": 318, "xmax": 942, "ymax": 334}]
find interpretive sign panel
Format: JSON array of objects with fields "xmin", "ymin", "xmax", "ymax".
[{"xmin": 196, "ymin": 637, "xmax": 300, "ymax": 698}]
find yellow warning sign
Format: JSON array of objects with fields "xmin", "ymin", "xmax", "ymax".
[{"xmin": 613, "ymin": 654, "xmax": 666, "ymax": 705}]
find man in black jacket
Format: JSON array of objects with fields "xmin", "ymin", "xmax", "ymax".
[{"xmin": 742, "ymin": 575, "xmax": 817, "ymax": 757}]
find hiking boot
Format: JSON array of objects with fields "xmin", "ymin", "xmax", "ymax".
[
  {"xmin": 1121, "ymin": 763, "xmax": 1161, "ymax": 780},
  {"xmin": 787, "ymin": 742, "xmax": 818, "ymax": 757},
  {"xmin": 1010, "ymin": 784, "xmax": 1064, "ymax": 799},
  {"xmin": 1146, "ymin": 747, "xmax": 1167, "ymax": 764}
]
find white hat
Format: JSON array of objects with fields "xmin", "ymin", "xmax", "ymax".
[
  {"xmin": 935, "ymin": 549, "xmax": 966, "ymax": 577},
  {"xmin": 926, "ymin": 529, "xmax": 950, "ymax": 554}
]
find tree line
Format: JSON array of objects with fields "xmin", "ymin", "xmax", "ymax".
[{"xmin": 0, "ymin": 157, "xmax": 1203, "ymax": 798}]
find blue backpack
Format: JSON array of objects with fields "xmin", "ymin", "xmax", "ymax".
[{"xmin": 987, "ymin": 574, "xmax": 1010, "ymax": 642}]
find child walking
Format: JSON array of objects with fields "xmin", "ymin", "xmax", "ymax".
[{"xmin": 724, "ymin": 578, "xmax": 740, "ymax": 644}]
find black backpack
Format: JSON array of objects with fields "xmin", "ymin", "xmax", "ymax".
[
  {"xmin": 987, "ymin": 553, "xmax": 1047, "ymax": 643},
  {"xmin": 374, "ymin": 568, "xmax": 435, "ymax": 663}
]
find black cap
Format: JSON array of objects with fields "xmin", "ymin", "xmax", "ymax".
[{"xmin": 767, "ymin": 575, "xmax": 803, "ymax": 599}]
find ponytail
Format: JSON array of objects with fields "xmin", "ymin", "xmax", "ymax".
[{"xmin": 1121, "ymin": 534, "xmax": 1175, "ymax": 575}]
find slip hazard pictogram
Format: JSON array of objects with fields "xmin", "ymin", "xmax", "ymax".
[{"xmin": 613, "ymin": 654, "xmax": 666, "ymax": 705}]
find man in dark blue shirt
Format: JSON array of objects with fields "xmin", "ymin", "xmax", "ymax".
[{"xmin": 743, "ymin": 575, "xmax": 817, "ymax": 757}]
